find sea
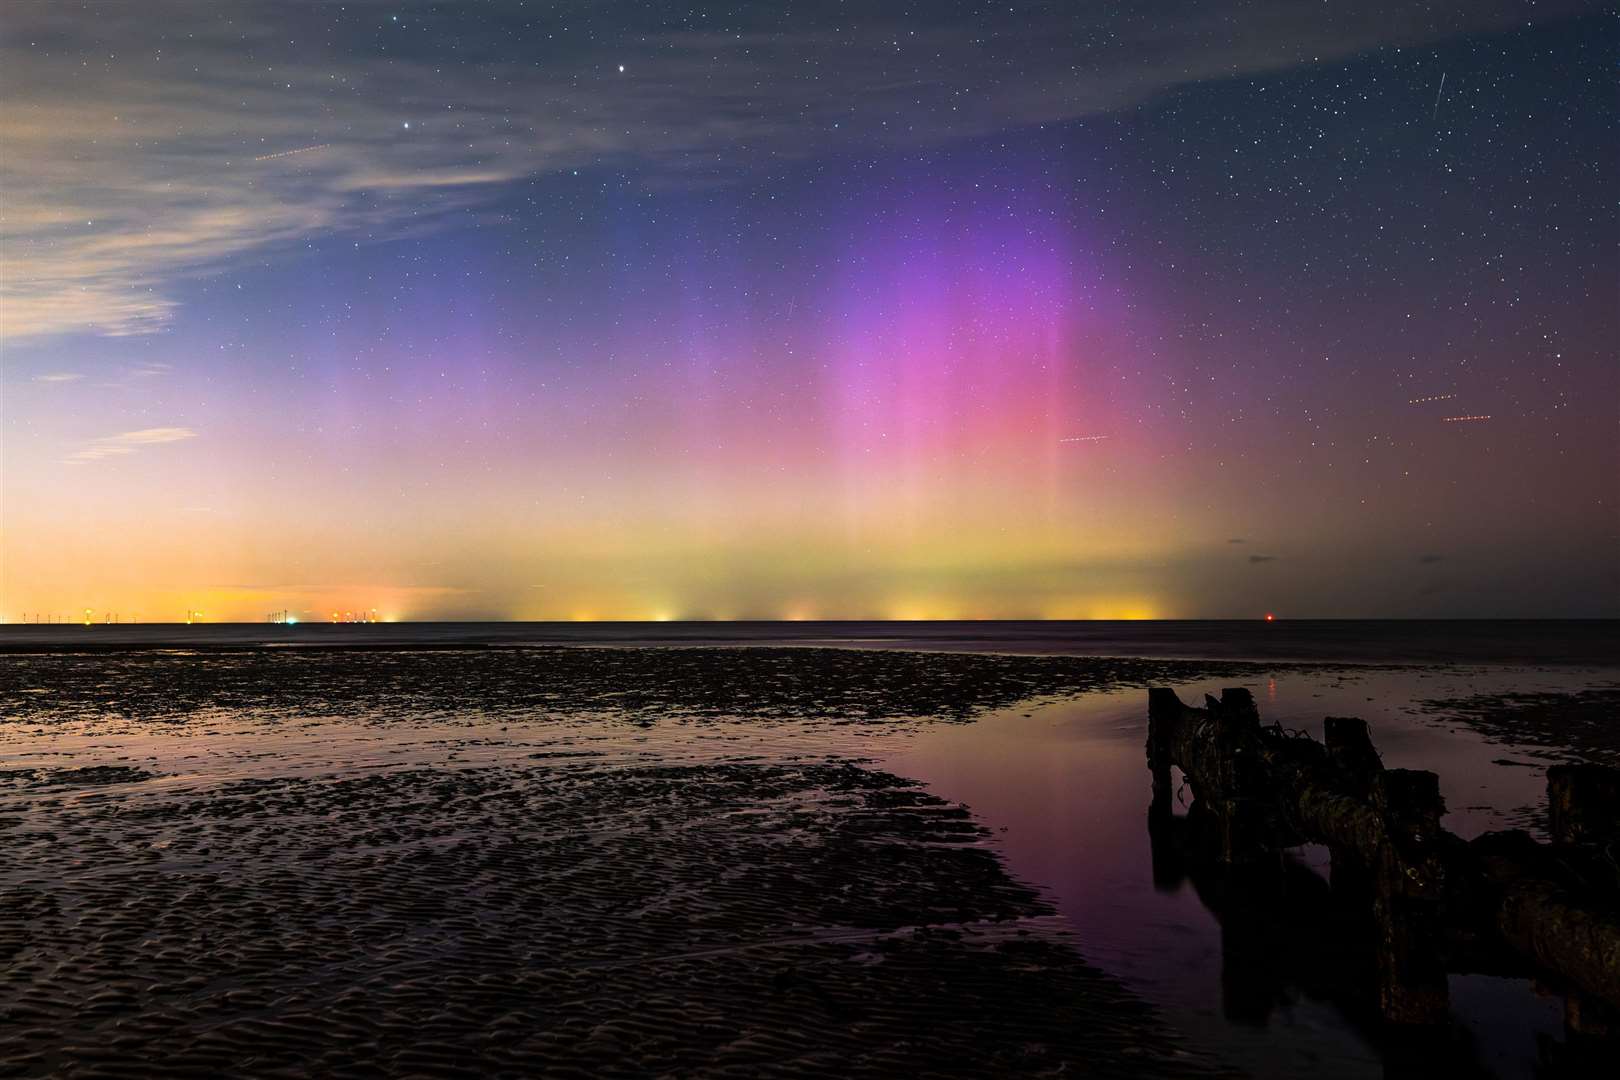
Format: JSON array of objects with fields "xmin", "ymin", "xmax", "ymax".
[{"xmin": 2, "ymin": 617, "xmax": 1616, "ymax": 664}]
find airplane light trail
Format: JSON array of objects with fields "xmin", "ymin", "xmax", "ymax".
[
  {"xmin": 1408, "ymin": 393, "xmax": 1456, "ymax": 404},
  {"xmin": 1059, "ymin": 434, "xmax": 1109, "ymax": 443},
  {"xmin": 1442, "ymin": 415, "xmax": 1492, "ymax": 423},
  {"xmin": 253, "ymin": 143, "xmax": 331, "ymax": 162}
]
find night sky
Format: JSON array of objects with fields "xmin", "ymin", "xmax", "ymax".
[{"xmin": 3, "ymin": 2, "xmax": 1615, "ymax": 621}]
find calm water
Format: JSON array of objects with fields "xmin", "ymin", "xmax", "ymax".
[{"xmin": 3, "ymin": 618, "xmax": 1617, "ymax": 664}]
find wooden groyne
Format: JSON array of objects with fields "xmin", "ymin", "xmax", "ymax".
[{"xmin": 1146, "ymin": 687, "xmax": 1620, "ymax": 1035}]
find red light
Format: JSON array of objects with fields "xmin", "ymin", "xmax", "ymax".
[{"xmin": 1265, "ymin": 613, "xmax": 1275, "ymax": 621}]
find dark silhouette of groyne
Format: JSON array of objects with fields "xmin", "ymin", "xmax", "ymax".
[{"xmin": 1146, "ymin": 687, "xmax": 1620, "ymax": 1056}]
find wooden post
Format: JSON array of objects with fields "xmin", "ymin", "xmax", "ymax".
[
  {"xmin": 1145, "ymin": 689, "xmax": 1620, "ymax": 1029},
  {"xmin": 1145, "ymin": 688, "xmax": 1179, "ymax": 815},
  {"xmin": 1325, "ymin": 716, "xmax": 1382, "ymax": 796},
  {"xmin": 1372, "ymin": 769, "xmax": 1450, "ymax": 1026},
  {"xmin": 1547, "ymin": 764, "xmax": 1620, "ymax": 847},
  {"xmin": 1207, "ymin": 688, "xmax": 1273, "ymax": 864}
]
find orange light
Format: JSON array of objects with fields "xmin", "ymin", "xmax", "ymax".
[{"xmin": 1265, "ymin": 613, "xmax": 1275, "ymax": 622}]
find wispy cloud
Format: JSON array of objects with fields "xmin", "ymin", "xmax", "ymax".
[
  {"xmin": 0, "ymin": 1, "xmax": 1583, "ymax": 343},
  {"xmin": 32, "ymin": 372, "xmax": 84, "ymax": 383},
  {"xmin": 67, "ymin": 426, "xmax": 198, "ymax": 464},
  {"xmin": 86, "ymin": 361, "xmax": 176, "ymax": 390},
  {"xmin": 1248, "ymin": 554, "xmax": 1279, "ymax": 564}
]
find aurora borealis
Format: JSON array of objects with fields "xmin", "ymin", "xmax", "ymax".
[{"xmin": 2, "ymin": 2, "xmax": 1614, "ymax": 622}]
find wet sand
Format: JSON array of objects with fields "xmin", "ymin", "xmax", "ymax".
[
  {"xmin": 1, "ymin": 646, "xmax": 1614, "ymax": 1078},
  {"xmin": 1415, "ymin": 685, "xmax": 1620, "ymax": 764},
  {"xmin": 0, "ymin": 648, "xmax": 1264, "ymax": 1079}
]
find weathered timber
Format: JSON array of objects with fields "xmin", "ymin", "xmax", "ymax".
[
  {"xmin": 1146, "ymin": 686, "xmax": 1620, "ymax": 1029},
  {"xmin": 1323, "ymin": 715, "xmax": 1382, "ymax": 796},
  {"xmin": 1548, "ymin": 764, "xmax": 1620, "ymax": 847}
]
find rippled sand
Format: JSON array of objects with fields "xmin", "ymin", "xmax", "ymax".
[{"xmin": 0, "ymin": 648, "xmax": 1277, "ymax": 1078}]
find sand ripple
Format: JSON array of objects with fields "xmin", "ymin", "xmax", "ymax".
[{"xmin": 0, "ymin": 649, "xmax": 1235, "ymax": 1077}]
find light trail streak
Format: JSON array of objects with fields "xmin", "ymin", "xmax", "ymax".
[{"xmin": 253, "ymin": 143, "xmax": 331, "ymax": 162}]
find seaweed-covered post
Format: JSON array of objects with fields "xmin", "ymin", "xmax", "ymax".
[
  {"xmin": 1370, "ymin": 768, "xmax": 1451, "ymax": 1025},
  {"xmin": 1145, "ymin": 688, "xmax": 1195, "ymax": 891},
  {"xmin": 1322, "ymin": 716, "xmax": 1382, "ymax": 895},
  {"xmin": 1324, "ymin": 716, "xmax": 1382, "ymax": 795},
  {"xmin": 1147, "ymin": 687, "xmax": 1279, "ymax": 864},
  {"xmin": 1547, "ymin": 764, "xmax": 1620, "ymax": 847},
  {"xmin": 1200, "ymin": 687, "xmax": 1275, "ymax": 864},
  {"xmin": 1145, "ymin": 688, "xmax": 1178, "ymax": 814},
  {"xmin": 1545, "ymin": 763, "xmax": 1620, "ymax": 1041}
]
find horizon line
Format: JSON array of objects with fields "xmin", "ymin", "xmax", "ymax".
[{"xmin": 5, "ymin": 617, "xmax": 1617, "ymax": 626}]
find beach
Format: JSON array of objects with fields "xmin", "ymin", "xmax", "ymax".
[{"xmin": 2, "ymin": 628, "xmax": 1616, "ymax": 1077}]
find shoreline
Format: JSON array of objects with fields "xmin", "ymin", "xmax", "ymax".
[{"xmin": 2, "ymin": 618, "xmax": 1617, "ymax": 665}]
